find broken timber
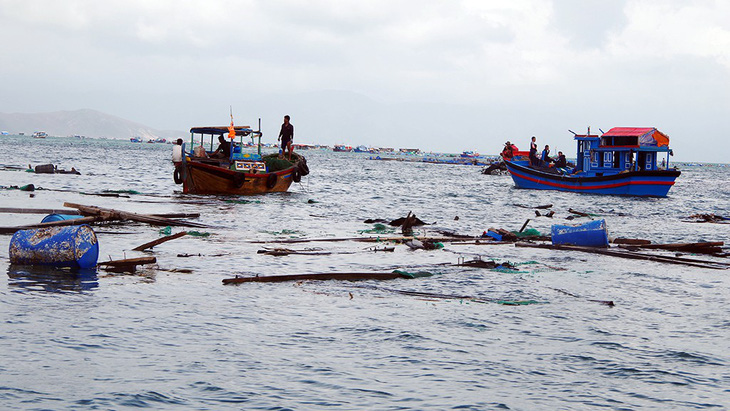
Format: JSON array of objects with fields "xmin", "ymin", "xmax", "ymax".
[
  {"xmin": 64, "ymin": 202, "xmax": 210, "ymax": 228},
  {"xmin": 516, "ymin": 242, "xmax": 729, "ymax": 270},
  {"xmin": 133, "ymin": 231, "xmax": 187, "ymax": 251},
  {"xmin": 97, "ymin": 256, "xmax": 157, "ymax": 273},
  {"xmin": 223, "ymin": 272, "xmax": 409, "ymax": 285}
]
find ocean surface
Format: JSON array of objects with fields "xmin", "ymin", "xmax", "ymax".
[{"xmin": 0, "ymin": 136, "xmax": 728, "ymax": 410}]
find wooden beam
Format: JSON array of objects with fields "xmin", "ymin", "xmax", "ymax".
[
  {"xmin": 132, "ymin": 231, "xmax": 187, "ymax": 251},
  {"xmin": 223, "ymin": 272, "xmax": 408, "ymax": 285},
  {"xmin": 64, "ymin": 202, "xmax": 210, "ymax": 228}
]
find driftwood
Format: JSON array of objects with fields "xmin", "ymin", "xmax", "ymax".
[
  {"xmin": 516, "ymin": 242, "xmax": 728, "ymax": 270},
  {"xmin": 64, "ymin": 202, "xmax": 209, "ymax": 228},
  {"xmin": 132, "ymin": 231, "xmax": 187, "ymax": 251},
  {"xmin": 618, "ymin": 241, "xmax": 724, "ymax": 255},
  {"xmin": 97, "ymin": 256, "xmax": 157, "ymax": 273},
  {"xmin": 0, "ymin": 216, "xmax": 101, "ymax": 235},
  {"xmin": 248, "ymin": 235, "xmax": 478, "ymax": 244},
  {"xmin": 0, "ymin": 207, "xmax": 81, "ymax": 215},
  {"xmin": 223, "ymin": 272, "xmax": 409, "ymax": 285},
  {"xmin": 613, "ymin": 238, "xmax": 652, "ymax": 245},
  {"xmin": 514, "ymin": 204, "xmax": 553, "ymax": 209},
  {"xmin": 549, "ymin": 287, "xmax": 614, "ymax": 306},
  {"xmin": 568, "ymin": 208, "xmax": 593, "ymax": 218}
]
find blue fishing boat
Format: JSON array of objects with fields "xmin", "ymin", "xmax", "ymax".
[{"xmin": 504, "ymin": 127, "xmax": 681, "ymax": 197}]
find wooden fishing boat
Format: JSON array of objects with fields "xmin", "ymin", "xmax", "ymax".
[
  {"xmin": 174, "ymin": 124, "xmax": 309, "ymax": 195},
  {"xmin": 504, "ymin": 127, "xmax": 680, "ymax": 197}
]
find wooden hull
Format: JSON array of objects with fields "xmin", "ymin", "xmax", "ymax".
[
  {"xmin": 505, "ymin": 161, "xmax": 681, "ymax": 197},
  {"xmin": 181, "ymin": 160, "xmax": 296, "ymax": 195}
]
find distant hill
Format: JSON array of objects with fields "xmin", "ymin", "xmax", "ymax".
[{"xmin": 0, "ymin": 109, "xmax": 184, "ymax": 139}]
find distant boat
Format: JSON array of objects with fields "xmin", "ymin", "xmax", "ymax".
[
  {"xmin": 155, "ymin": 138, "xmax": 167, "ymax": 143},
  {"xmin": 333, "ymin": 145, "xmax": 352, "ymax": 152},
  {"xmin": 32, "ymin": 131, "xmax": 48, "ymax": 139},
  {"xmin": 130, "ymin": 137, "xmax": 143, "ymax": 143},
  {"xmin": 1, "ymin": 131, "xmax": 9, "ymax": 135},
  {"xmin": 504, "ymin": 127, "xmax": 681, "ymax": 197}
]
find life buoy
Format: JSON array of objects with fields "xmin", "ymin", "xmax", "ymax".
[
  {"xmin": 292, "ymin": 167, "xmax": 301, "ymax": 183},
  {"xmin": 266, "ymin": 173, "xmax": 277, "ymax": 189},
  {"xmin": 232, "ymin": 172, "xmax": 245, "ymax": 188},
  {"xmin": 173, "ymin": 166, "xmax": 183, "ymax": 184}
]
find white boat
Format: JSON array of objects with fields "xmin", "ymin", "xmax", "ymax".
[{"xmin": 32, "ymin": 131, "xmax": 48, "ymax": 138}]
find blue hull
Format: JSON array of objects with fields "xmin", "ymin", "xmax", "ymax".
[{"xmin": 505, "ymin": 161, "xmax": 680, "ymax": 197}]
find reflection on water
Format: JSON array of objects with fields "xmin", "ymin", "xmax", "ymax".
[{"xmin": 7, "ymin": 265, "xmax": 99, "ymax": 293}]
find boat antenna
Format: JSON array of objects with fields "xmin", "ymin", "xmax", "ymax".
[
  {"xmin": 599, "ymin": 128, "xmax": 605, "ymax": 134},
  {"xmin": 568, "ymin": 129, "xmax": 577, "ymax": 135},
  {"xmin": 257, "ymin": 118, "xmax": 262, "ymax": 156}
]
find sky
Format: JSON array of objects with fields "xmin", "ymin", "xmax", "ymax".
[{"xmin": 1, "ymin": 0, "xmax": 729, "ymax": 162}]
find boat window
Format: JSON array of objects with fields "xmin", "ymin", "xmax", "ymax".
[
  {"xmin": 603, "ymin": 152, "xmax": 612, "ymax": 166},
  {"xmin": 645, "ymin": 153, "xmax": 653, "ymax": 170}
]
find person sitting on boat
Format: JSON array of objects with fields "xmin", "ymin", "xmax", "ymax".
[
  {"xmin": 501, "ymin": 141, "xmax": 515, "ymax": 160},
  {"xmin": 540, "ymin": 145, "xmax": 553, "ymax": 166},
  {"xmin": 278, "ymin": 115, "xmax": 294, "ymax": 160},
  {"xmin": 172, "ymin": 138, "xmax": 183, "ymax": 166},
  {"xmin": 529, "ymin": 136, "xmax": 539, "ymax": 166},
  {"xmin": 553, "ymin": 151, "xmax": 567, "ymax": 168},
  {"xmin": 211, "ymin": 135, "xmax": 231, "ymax": 159}
]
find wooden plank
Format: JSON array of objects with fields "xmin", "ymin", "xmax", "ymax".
[
  {"xmin": 132, "ymin": 231, "xmax": 187, "ymax": 251},
  {"xmin": 0, "ymin": 216, "xmax": 101, "ymax": 235},
  {"xmin": 223, "ymin": 272, "xmax": 407, "ymax": 285},
  {"xmin": 64, "ymin": 202, "xmax": 210, "ymax": 228},
  {"xmin": 97, "ymin": 257, "xmax": 157, "ymax": 267},
  {"xmin": 516, "ymin": 242, "xmax": 728, "ymax": 270},
  {"xmin": 0, "ymin": 207, "xmax": 81, "ymax": 215}
]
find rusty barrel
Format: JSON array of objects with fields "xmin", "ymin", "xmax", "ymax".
[{"xmin": 9, "ymin": 225, "xmax": 99, "ymax": 268}]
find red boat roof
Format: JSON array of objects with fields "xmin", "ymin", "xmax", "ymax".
[{"xmin": 602, "ymin": 127, "xmax": 670, "ymax": 147}]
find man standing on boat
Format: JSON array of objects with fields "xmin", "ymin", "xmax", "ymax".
[
  {"xmin": 529, "ymin": 136, "xmax": 539, "ymax": 166},
  {"xmin": 278, "ymin": 115, "xmax": 294, "ymax": 161}
]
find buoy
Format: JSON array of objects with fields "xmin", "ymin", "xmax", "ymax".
[{"xmin": 9, "ymin": 225, "xmax": 99, "ymax": 268}]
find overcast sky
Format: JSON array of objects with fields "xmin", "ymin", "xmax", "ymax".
[{"xmin": 1, "ymin": 0, "xmax": 728, "ymax": 162}]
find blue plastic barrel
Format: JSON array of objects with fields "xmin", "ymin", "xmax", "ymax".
[
  {"xmin": 9, "ymin": 225, "xmax": 99, "ymax": 268},
  {"xmin": 551, "ymin": 219, "xmax": 609, "ymax": 248},
  {"xmin": 40, "ymin": 214, "xmax": 83, "ymax": 223}
]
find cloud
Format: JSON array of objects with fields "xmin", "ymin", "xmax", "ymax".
[{"xmin": 0, "ymin": 0, "xmax": 728, "ymax": 161}]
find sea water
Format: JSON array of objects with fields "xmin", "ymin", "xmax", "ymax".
[{"xmin": 0, "ymin": 136, "xmax": 728, "ymax": 410}]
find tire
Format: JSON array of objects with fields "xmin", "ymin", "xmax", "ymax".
[
  {"xmin": 173, "ymin": 166, "xmax": 183, "ymax": 184},
  {"xmin": 298, "ymin": 157, "xmax": 310, "ymax": 176},
  {"xmin": 232, "ymin": 172, "xmax": 245, "ymax": 188},
  {"xmin": 266, "ymin": 173, "xmax": 277, "ymax": 189},
  {"xmin": 292, "ymin": 167, "xmax": 301, "ymax": 183}
]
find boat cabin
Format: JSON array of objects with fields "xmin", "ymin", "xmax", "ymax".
[
  {"xmin": 574, "ymin": 127, "xmax": 673, "ymax": 176},
  {"xmin": 188, "ymin": 125, "xmax": 269, "ymax": 173}
]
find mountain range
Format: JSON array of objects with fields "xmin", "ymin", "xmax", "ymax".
[{"xmin": 0, "ymin": 109, "xmax": 183, "ymax": 139}]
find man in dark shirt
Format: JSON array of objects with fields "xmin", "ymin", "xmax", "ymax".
[
  {"xmin": 554, "ymin": 151, "xmax": 567, "ymax": 168},
  {"xmin": 212, "ymin": 135, "xmax": 231, "ymax": 159},
  {"xmin": 278, "ymin": 115, "xmax": 294, "ymax": 160}
]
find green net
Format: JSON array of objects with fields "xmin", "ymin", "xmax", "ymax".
[
  {"xmin": 187, "ymin": 231, "xmax": 211, "ymax": 237},
  {"xmin": 392, "ymin": 270, "xmax": 434, "ymax": 278},
  {"xmin": 262, "ymin": 154, "xmax": 294, "ymax": 172},
  {"xmin": 512, "ymin": 228, "xmax": 542, "ymax": 237}
]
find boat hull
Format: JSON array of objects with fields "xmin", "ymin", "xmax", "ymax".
[
  {"xmin": 504, "ymin": 161, "xmax": 680, "ymax": 197},
  {"xmin": 181, "ymin": 160, "xmax": 295, "ymax": 195}
]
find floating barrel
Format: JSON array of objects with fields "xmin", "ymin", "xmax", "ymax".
[
  {"xmin": 40, "ymin": 214, "xmax": 84, "ymax": 223},
  {"xmin": 9, "ymin": 225, "xmax": 99, "ymax": 268},
  {"xmin": 551, "ymin": 219, "xmax": 609, "ymax": 248}
]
